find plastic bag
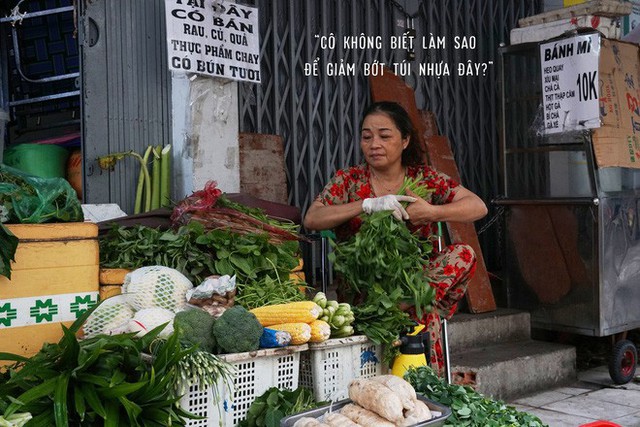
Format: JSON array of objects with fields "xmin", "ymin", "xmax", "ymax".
[
  {"xmin": 0, "ymin": 164, "xmax": 83, "ymax": 223},
  {"xmin": 185, "ymin": 274, "xmax": 236, "ymax": 317}
]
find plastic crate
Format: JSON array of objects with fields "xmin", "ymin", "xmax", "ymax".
[
  {"xmin": 298, "ymin": 335, "xmax": 384, "ymax": 402},
  {"xmin": 180, "ymin": 345, "xmax": 308, "ymax": 427}
]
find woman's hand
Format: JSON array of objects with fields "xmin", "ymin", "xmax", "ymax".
[
  {"xmin": 404, "ymin": 188, "xmax": 438, "ymax": 226},
  {"xmin": 404, "ymin": 186, "xmax": 488, "ymax": 226},
  {"xmin": 362, "ymin": 194, "xmax": 416, "ymax": 221}
]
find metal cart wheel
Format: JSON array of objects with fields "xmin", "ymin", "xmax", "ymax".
[{"xmin": 608, "ymin": 339, "xmax": 637, "ymax": 385}]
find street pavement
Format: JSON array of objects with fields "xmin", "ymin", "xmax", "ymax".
[{"xmin": 509, "ymin": 365, "xmax": 640, "ymax": 426}]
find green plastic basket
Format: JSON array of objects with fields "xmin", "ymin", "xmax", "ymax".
[{"xmin": 3, "ymin": 143, "xmax": 69, "ymax": 178}]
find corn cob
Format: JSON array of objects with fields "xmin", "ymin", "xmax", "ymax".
[
  {"xmin": 309, "ymin": 319, "xmax": 331, "ymax": 343},
  {"xmin": 250, "ymin": 301, "xmax": 322, "ymax": 327},
  {"xmin": 268, "ymin": 322, "xmax": 312, "ymax": 345}
]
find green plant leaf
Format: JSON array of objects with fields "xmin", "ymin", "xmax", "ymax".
[
  {"xmin": 0, "ymin": 352, "xmax": 29, "ymax": 363},
  {"xmin": 103, "ymin": 400, "xmax": 120, "ymax": 427},
  {"xmin": 0, "ymin": 223, "xmax": 18, "ymax": 279},
  {"xmin": 4, "ymin": 376, "xmax": 57, "ymax": 417},
  {"xmin": 265, "ymin": 409, "xmax": 284, "ymax": 427},
  {"xmin": 73, "ymin": 386, "xmax": 86, "ymax": 421},
  {"xmin": 117, "ymin": 396, "xmax": 143, "ymax": 422},
  {"xmin": 53, "ymin": 373, "xmax": 70, "ymax": 427},
  {"xmin": 99, "ymin": 381, "xmax": 147, "ymax": 399},
  {"xmin": 79, "ymin": 383, "xmax": 106, "ymax": 419}
]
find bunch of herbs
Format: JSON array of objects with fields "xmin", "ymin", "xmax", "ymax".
[
  {"xmin": 235, "ymin": 273, "xmax": 307, "ymax": 310},
  {"xmin": 329, "ymin": 176, "xmax": 436, "ymax": 354},
  {"xmin": 100, "ymin": 221, "xmax": 299, "ymax": 286}
]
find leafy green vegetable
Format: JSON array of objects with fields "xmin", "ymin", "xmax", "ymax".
[
  {"xmin": 0, "ymin": 224, "xmax": 18, "ymax": 280},
  {"xmin": 351, "ymin": 286, "xmax": 415, "ymax": 362},
  {"xmin": 100, "ymin": 221, "xmax": 300, "ymax": 287},
  {"xmin": 236, "ymin": 274, "xmax": 306, "ymax": 310},
  {"xmin": 329, "ymin": 176, "xmax": 436, "ymax": 358},
  {"xmin": 0, "ymin": 307, "xmax": 205, "ymax": 426},
  {"xmin": 99, "ymin": 222, "xmax": 216, "ymax": 284},
  {"xmin": 238, "ymin": 387, "xmax": 322, "ymax": 427},
  {"xmin": 405, "ymin": 366, "xmax": 549, "ymax": 427}
]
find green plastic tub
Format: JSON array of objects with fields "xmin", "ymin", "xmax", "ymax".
[{"xmin": 3, "ymin": 143, "xmax": 69, "ymax": 178}]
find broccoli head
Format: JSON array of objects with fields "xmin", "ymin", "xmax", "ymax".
[
  {"xmin": 173, "ymin": 308, "xmax": 217, "ymax": 353},
  {"xmin": 212, "ymin": 306, "xmax": 263, "ymax": 354}
]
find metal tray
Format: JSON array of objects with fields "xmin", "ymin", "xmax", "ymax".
[{"xmin": 280, "ymin": 394, "xmax": 451, "ymax": 427}]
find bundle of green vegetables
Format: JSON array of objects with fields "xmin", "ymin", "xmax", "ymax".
[
  {"xmin": 0, "ymin": 309, "xmax": 233, "ymax": 427},
  {"xmin": 100, "ymin": 221, "xmax": 300, "ymax": 287},
  {"xmin": 329, "ymin": 176, "xmax": 436, "ymax": 358},
  {"xmin": 405, "ymin": 366, "xmax": 548, "ymax": 427}
]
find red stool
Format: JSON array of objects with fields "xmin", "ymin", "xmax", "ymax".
[{"xmin": 579, "ymin": 421, "xmax": 622, "ymax": 427}]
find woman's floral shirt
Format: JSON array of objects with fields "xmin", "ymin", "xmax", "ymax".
[{"xmin": 315, "ymin": 163, "xmax": 459, "ymax": 240}]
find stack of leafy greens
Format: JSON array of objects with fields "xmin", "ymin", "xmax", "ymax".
[
  {"xmin": 100, "ymin": 191, "xmax": 307, "ymax": 308},
  {"xmin": 405, "ymin": 366, "xmax": 548, "ymax": 427},
  {"xmin": 0, "ymin": 311, "xmax": 233, "ymax": 427},
  {"xmin": 329, "ymin": 176, "xmax": 436, "ymax": 359}
]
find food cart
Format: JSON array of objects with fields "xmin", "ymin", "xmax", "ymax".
[{"xmin": 497, "ymin": 31, "xmax": 640, "ymax": 384}]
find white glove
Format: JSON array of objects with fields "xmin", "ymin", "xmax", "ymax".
[{"xmin": 362, "ymin": 194, "xmax": 416, "ymax": 221}]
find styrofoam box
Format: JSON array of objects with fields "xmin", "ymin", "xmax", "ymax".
[
  {"xmin": 180, "ymin": 345, "xmax": 308, "ymax": 427},
  {"xmin": 298, "ymin": 335, "xmax": 384, "ymax": 402}
]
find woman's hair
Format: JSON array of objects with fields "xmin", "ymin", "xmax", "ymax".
[{"xmin": 361, "ymin": 101, "xmax": 425, "ymax": 166}]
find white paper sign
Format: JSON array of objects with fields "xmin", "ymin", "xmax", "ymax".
[
  {"xmin": 540, "ymin": 33, "xmax": 600, "ymax": 134},
  {"xmin": 165, "ymin": 0, "xmax": 260, "ymax": 83}
]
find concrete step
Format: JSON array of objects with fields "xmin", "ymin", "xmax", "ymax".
[
  {"xmin": 447, "ymin": 308, "xmax": 531, "ymax": 353},
  {"xmin": 449, "ymin": 339, "xmax": 577, "ymax": 401}
]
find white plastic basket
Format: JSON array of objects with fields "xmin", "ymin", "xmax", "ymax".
[
  {"xmin": 180, "ymin": 345, "xmax": 308, "ymax": 427},
  {"xmin": 298, "ymin": 335, "xmax": 384, "ymax": 402}
]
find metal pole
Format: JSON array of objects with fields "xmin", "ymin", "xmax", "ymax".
[
  {"xmin": 437, "ymin": 222, "xmax": 452, "ymax": 384},
  {"xmin": 442, "ymin": 318, "xmax": 451, "ymax": 385}
]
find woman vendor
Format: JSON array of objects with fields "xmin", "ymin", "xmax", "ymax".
[{"xmin": 303, "ymin": 101, "xmax": 487, "ymax": 375}]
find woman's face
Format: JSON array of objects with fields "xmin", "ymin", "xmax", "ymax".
[{"xmin": 360, "ymin": 112, "xmax": 408, "ymax": 171}]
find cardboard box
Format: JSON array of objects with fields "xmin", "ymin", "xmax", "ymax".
[
  {"xmin": 522, "ymin": 0, "xmax": 632, "ymax": 27},
  {"xmin": 0, "ymin": 223, "xmax": 99, "ymax": 359},
  {"xmin": 592, "ymin": 38, "xmax": 640, "ymax": 168},
  {"xmin": 511, "ymin": 15, "xmax": 622, "ymax": 45},
  {"xmin": 591, "ymin": 127, "xmax": 640, "ymax": 167}
]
